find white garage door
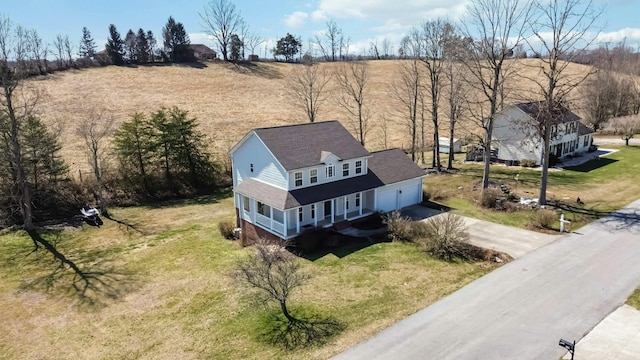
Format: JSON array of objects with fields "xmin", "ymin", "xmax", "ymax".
[
  {"xmin": 376, "ymin": 180, "xmax": 422, "ymax": 212},
  {"xmin": 399, "ymin": 181, "xmax": 421, "ymax": 208}
]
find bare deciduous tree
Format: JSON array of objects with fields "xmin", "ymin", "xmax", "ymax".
[
  {"xmin": 419, "ymin": 19, "xmax": 456, "ymax": 170},
  {"xmin": 233, "ymin": 243, "xmax": 310, "ymax": 322},
  {"xmin": 526, "ymin": 0, "xmax": 600, "ymax": 205},
  {"xmin": 392, "ymin": 35, "xmax": 424, "ymax": 161},
  {"xmin": 200, "ymin": 0, "xmax": 243, "ymax": 61},
  {"xmin": 463, "ymin": 0, "xmax": 532, "ymax": 192},
  {"xmin": 286, "ymin": 61, "xmax": 331, "ymax": 123},
  {"xmin": 315, "ymin": 19, "xmax": 342, "ymax": 62},
  {"xmin": 335, "ymin": 60, "xmax": 370, "ymax": 145},
  {"xmin": 0, "ymin": 15, "xmax": 37, "ymax": 230},
  {"xmin": 244, "ymin": 32, "xmax": 263, "ymax": 57},
  {"xmin": 611, "ymin": 115, "xmax": 640, "ymax": 146},
  {"xmin": 76, "ymin": 108, "xmax": 116, "ymax": 216}
]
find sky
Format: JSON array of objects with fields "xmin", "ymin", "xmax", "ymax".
[{"xmin": 2, "ymin": 0, "xmax": 640, "ymax": 58}]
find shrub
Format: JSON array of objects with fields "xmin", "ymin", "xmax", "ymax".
[
  {"xmin": 527, "ymin": 209, "xmax": 557, "ymax": 230},
  {"xmin": 480, "ymin": 188, "xmax": 502, "ymax": 209},
  {"xmin": 520, "ymin": 159, "xmax": 538, "ymax": 168},
  {"xmin": 218, "ymin": 220, "xmax": 236, "ymax": 240},
  {"xmin": 419, "ymin": 213, "xmax": 474, "ymax": 261},
  {"xmin": 383, "ymin": 211, "xmax": 415, "ymax": 242}
]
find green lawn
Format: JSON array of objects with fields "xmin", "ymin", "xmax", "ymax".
[
  {"xmin": 424, "ymin": 146, "xmax": 640, "ymax": 230},
  {"xmin": 0, "ymin": 194, "xmax": 496, "ymax": 359}
]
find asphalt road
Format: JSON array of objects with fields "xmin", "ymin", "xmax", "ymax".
[{"xmin": 335, "ymin": 199, "xmax": 640, "ymax": 360}]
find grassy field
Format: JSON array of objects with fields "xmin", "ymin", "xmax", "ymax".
[
  {"xmin": 423, "ymin": 145, "xmax": 640, "ymax": 230},
  {"xmin": 29, "ymin": 58, "xmax": 594, "ymax": 175},
  {"xmin": 0, "ymin": 192, "xmax": 497, "ymax": 359}
]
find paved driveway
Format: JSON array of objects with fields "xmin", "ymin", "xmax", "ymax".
[
  {"xmin": 336, "ymin": 200, "xmax": 640, "ymax": 360},
  {"xmin": 401, "ymin": 205, "xmax": 560, "ymax": 259}
]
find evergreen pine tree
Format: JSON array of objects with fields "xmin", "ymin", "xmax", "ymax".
[
  {"xmin": 105, "ymin": 24, "xmax": 125, "ymax": 65},
  {"xmin": 78, "ymin": 27, "xmax": 97, "ymax": 58}
]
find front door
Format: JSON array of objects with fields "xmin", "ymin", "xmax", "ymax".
[{"xmin": 324, "ymin": 200, "xmax": 331, "ymax": 219}]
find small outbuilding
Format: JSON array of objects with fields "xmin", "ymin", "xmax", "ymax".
[{"xmin": 439, "ymin": 137, "xmax": 462, "ymax": 154}]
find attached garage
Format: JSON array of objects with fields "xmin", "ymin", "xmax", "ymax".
[{"xmin": 376, "ymin": 178, "xmax": 423, "ymax": 213}]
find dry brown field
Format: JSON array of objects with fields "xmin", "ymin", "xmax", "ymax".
[{"xmin": 30, "ymin": 58, "xmax": 594, "ymax": 173}]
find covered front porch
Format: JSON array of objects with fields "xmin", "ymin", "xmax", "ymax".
[{"xmin": 240, "ymin": 190, "xmax": 376, "ymax": 239}]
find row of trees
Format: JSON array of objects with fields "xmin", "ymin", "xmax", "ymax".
[{"xmin": 105, "ymin": 17, "xmax": 189, "ymax": 65}]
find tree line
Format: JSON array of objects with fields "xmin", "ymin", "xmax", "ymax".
[{"xmin": 1, "ymin": 13, "xmax": 222, "ymax": 228}]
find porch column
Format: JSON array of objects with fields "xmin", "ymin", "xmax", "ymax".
[
  {"xmin": 296, "ymin": 207, "xmax": 300, "ymax": 234},
  {"xmin": 314, "ymin": 203, "xmax": 318, "ymax": 227},
  {"xmin": 269, "ymin": 208, "xmax": 273, "ymax": 230},
  {"xmin": 331, "ymin": 199, "xmax": 335, "ymax": 224},
  {"xmin": 283, "ymin": 210, "xmax": 288, "ymax": 237},
  {"xmin": 359, "ymin": 192, "xmax": 363, "ymax": 216},
  {"xmin": 343, "ymin": 196, "xmax": 347, "ymax": 220},
  {"xmin": 251, "ymin": 199, "xmax": 256, "ymax": 223}
]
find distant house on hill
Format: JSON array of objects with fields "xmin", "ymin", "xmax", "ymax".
[
  {"xmin": 492, "ymin": 102, "xmax": 594, "ymax": 166},
  {"xmin": 190, "ymin": 44, "xmax": 217, "ymax": 60}
]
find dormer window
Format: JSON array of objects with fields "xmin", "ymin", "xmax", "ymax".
[
  {"xmin": 355, "ymin": 160, "xmax": 362, "ymax": 174},
  {"xmin": 294, "ymin": 171, "xmax": 303, "ymax": 187},
  {"xmin": 343, "ymin": 163, "xmax": 349, "ymax": 176},
  {"xmin": 310, "ymin": 169, "xmax": 318, "ymax": 183},
  {"xmin": 326, "ymin": 165, "xmax": 335, "ymax": 178}
]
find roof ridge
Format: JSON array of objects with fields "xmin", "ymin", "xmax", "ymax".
[{"xmin": 254, "ymin": 120, "xmax": 338, "ymax": 131}]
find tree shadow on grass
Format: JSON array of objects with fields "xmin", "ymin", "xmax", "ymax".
[
  {"xmin": 256, "ymin": 309, "xmax": 346, "ymax": 350},
  {"xmin": 228, "ymin": 61, "xmax": 284, "ymax": 79},
  {"xmin": 144, "ymin": 187, "xmax": 233, "ymax": 209},
  {"xmin": 563, "ymin": 157, "xmax": 618, "ymax": 172},
  {"xmin": 17, "ymin": 229, "xmax": 138, "ymax": 308}
]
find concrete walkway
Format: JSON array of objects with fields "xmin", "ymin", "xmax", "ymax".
[{"xmin": 562, "ymin": 305, "xmax": 640, "ymax": 360}]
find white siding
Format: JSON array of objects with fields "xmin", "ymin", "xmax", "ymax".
[
  {"xmin": 232, "ymin": 133, "xmax": 287, "ymax": 189},
  {"xmin": 493, "ymin": 106, "xmax": 543, "ymax": 163},
  {"xmin": 286, "ymin": 156, "xmax": 370, "ymax": 190}
]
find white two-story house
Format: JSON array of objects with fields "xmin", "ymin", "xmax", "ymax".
[
  {"xmin": 493, "ymin": 102, "xmax": 594, "ymax": 165},
  {"xmin": 229, "ymin": 121, "xmax": 426, "ymax": 243}
]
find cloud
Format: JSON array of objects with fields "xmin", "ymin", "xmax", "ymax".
[
  {"xmin": 283, "ymin": 11, "xmax": 309, "ymax": 28},
  {"xmin": 311, "ymin": 10, "xmax": 327, "ymax": 22},
  {"xmin": 315, "ymin": 0, "xmax": 469, "ymax": 22},
  {"xmin": 189, "ymin": 33, "xmax": 216, "ymax": 48},
  {"xmin": 597, "ymin": 27, "xmax": 640, "ymax": 45}
]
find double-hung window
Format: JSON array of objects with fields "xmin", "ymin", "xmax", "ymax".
[
  {"xmin": 343, "ymin": 163, "xmax": 349, "ymax": 176},
  {"xmin": 355, "ymin": 160, "xmax": 362, "ymax": 174},
  {"xmin": 310, "ymin": 169, "xmax": 318, "ymax": 184},
  {"xmin": 294, "ymin": 171, "xmax": 303, "ymax": 187},
  {"xmin": 326, "ymin": 165, "xmax": 335, "ymax": 178}
]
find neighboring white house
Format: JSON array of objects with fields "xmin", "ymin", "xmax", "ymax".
[
  {"xmin": 439, "ymin": 137, "xmax": 462, "ymax": 154},
  {"xmin": 228, "ymin": 121, "xmax": 426, "ymax": 242},
  {"xmin": 493, "ymin": 102, "xmax": 594, "ymax": 165}
]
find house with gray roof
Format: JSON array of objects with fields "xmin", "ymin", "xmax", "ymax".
[
  {"xmin": 229, "ymin": 121, "xmax": 425, "ymax": 242},
  {"xmin": 492, "ymin": 102, "xmax": 594, "ymax": 165}
]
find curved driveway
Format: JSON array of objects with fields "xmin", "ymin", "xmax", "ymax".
[{"xmin": 335, "ymin": 200, "xmax": 640, "ymax": 360}]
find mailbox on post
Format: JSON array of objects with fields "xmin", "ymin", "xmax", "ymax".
[{"xmin": 559, "ymin": 338, "xmax": 575, "ymax": 360}]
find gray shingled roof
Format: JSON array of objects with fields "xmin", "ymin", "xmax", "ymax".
[
  {"xmin": 578, "ymin": 122, "xmax": 594, "ymax": 136},
  {"xmin": 235, "ymin": 148, "xmax": 425, "ymax": 210},
  {"xmin": 515, "ymin": 102, "xmax": 581, "ymax": 123},
  {"xmin": 254, "ymin": 121, "xmax": 371, "ymax": 171}
]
